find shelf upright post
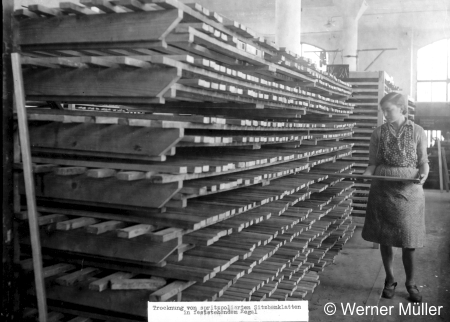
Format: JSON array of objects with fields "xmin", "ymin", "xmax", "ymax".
[
  {"xmin": 437, "ymin": 139, "xmax": 443, "ymax": 192},
  {"xmin": 11, "ymin": 52, "xmax": 48, "ymax": 322},
  {"xmin": 403, "ymin": 94, "xmax": 409, "ymax": 119},
  {"xmin": 377, "ymin": 71, "xmax": 385, "ymax": 127},
  {"xmin": 371, "ymin": 71, "xmax": 387, "ymax": 250},
  {"xmin": 3, "ymin": 0, "xmax": 18, "ymax": 318}
]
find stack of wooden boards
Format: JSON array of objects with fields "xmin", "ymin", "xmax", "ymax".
[
  {"xmin": 341, "ymin": 71, "xmax": 404, "ymax": 218},
  {"xmin": 14, "ymin": 0, "xmax": 357, "ymax": 320},
  {"xmin": 22, "ymin": 307, "xmax": 112, "ymax": 322},
  {"xmin": 18, "ymin": 190, "xmax": 356, "ymax": 319},
  {"xmin": 406, "ymin": 95, "xmax": 416, "ymax": 122},
  {"xmin": 16, "ymin": 0, "xmax": 353, "ymax": 114}
]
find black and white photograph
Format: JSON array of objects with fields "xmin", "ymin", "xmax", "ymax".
[{"xmin": 2, "ymin": 0, "xmax": 450, "ymax": 321}]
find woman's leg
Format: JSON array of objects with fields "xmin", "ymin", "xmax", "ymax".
[
  {"xmin": 402, "ymin": 248, "xmax": 422, "ymax": 302},
  {"xmin": 402, "ymin": 248, "xmax": 416, "ymax": 286},
  {"xmin": 380, "ymin": 245, "xmax": 395, "ymax": 284}
]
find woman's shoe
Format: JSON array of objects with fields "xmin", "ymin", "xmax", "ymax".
[
  {"xmin": 382, "ymin": 281, "xmax": 397, "ymax": 299},
  {"xmin": 406, "ymin": 284, "xmax": 422, "ymax": 302}
]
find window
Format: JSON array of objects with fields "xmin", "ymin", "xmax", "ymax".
[
  {"xmin": 301, "ymin": 43, "xmax": 326, "ymax": 71},
  {"xmin": 417, "ymin": 38, "xmax": 450, "ymax": 102},
  {"xmin": 425, "ymin": 130, "xmax": 444, "ymax": 148}
]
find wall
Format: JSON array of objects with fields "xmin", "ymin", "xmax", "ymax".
[
  {"xmin": 415, "ymin": 102, "xmax": 450, "ymax": 132},
  {"xmin": 357, "ymin": 27, "xmax": 450, "ymax": 98},
  {"xmin": 302, "ymin": 11, "xmax": 450, "ymax": 98},
  {"xmin": 416, "ymin": 102, "xmax": 450, "ymax": 117},
  {"xmin": 302, "ymin": 26, "xmax": 416, "ymax": 95},
  {"xmin": 357, "ymin": 27, "xmax": 414, "ymax": 95}
]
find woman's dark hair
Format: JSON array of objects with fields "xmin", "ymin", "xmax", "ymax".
[{"xmin": 379, "ymin": 92, "xmax": 407, "ymax": 115}]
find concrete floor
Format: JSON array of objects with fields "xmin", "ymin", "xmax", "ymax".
[{"xmin": 308, "ymin": 190, "xmax": 450, "ymax": 322}]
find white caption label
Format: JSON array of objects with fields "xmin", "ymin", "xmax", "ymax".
[{"xmin": 148, "ymin": 301, "xmax": 308, "ymax": 322}]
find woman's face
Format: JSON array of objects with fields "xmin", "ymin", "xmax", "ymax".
[{"xmin": 381, "ymin": 102, "xmax": 404, "ymax": 123}]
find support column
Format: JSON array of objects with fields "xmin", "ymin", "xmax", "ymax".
[
  {"xmin": 180, "ymin": 0, "xmax": 277, "ymax": 37},
  {"xmin": 275, "ymin": 0, "xmax": 302, "ymax": 54},
  {"xmin": 412, "ymin": 36, "xmax": 419, "ymax": 100},
  {"xmin": 340, "ymin": 16, "xmax": 359, "ymax": 70},
  {"xmin": 399, "ymin": 28, "xmax": 415, "ymax": 96},
  {"xmin": 181, "ymin": 0, "xmax": 302, "ymax": 55},
  {"xmin": 334, "ymin": 0, "xmax": 368, "ymax": 71}
]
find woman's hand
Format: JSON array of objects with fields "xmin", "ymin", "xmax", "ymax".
[
  {"xmin": 362, "ymin": 165, "xmax": 376, "ymax": 182},
  {"xmin": 416, "ymin": 173, "xmax": 428, "ymax": 185},
  {"xmin": 416, "ymin": 163, "xmax": 430, "ymax": 185},
  {"xmin": 362, "ymin": 165, "xmax": 376, "ymax": 176}
]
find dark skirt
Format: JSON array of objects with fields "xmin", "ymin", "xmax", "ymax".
[{"xmin": 361, "ymin": 165, "xmax": 425, "ymax": 248}]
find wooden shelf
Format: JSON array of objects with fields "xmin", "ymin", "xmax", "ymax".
[
  {"xmin": 13, "ymin": 0, "xmax": 358, "ymax": 315},
  {"xmin": 343, "ymin": 71, "xmax": 404, "ymax": 217}
]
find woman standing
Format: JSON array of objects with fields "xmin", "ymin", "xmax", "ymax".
[{"xmin": 361, "ymin": 92, "xmax": 429, "ymax": 303}]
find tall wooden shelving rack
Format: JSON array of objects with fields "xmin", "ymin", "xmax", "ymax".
[
  {"xmin": 342, "ymin": 71, "xmax": 407, "ymax": 218},
  {"xmin": 13, "ymin": 1, "xmax": 358, "ymax": 320}
]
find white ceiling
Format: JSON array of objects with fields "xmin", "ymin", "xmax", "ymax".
[
  {"xmin": 13, "ymin": 0, "xmax": 450, "ymax": 38},
  {"xmin": 302, "ymin": 0, "xmax": 450, "ymax": 33}
]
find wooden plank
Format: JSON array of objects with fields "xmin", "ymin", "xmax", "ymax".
[
  {"xmin": 85, "ymin": 220, "xmax": 126, "ymax": 235},
  {"xmin": 80, "ymin": 0, "xmax": 127, "ymax": 13},
  {"xmin": 55, "ymin": 267, "xmax": 100, "ymax": 286},
  {"xmin": 18, "ymin": 212, "xmax": 70, "ymax": 226},
  {"xmin": 53, "ymin": 166, "xmax": 87, "ymax": 176},
  {"xmin": 59, "ymin": 2, "xmax": 98, "ymax": 15},
  {"xmin": 67, "ymin": 317, "xmax": 92, "ymax": 322},
  {"xmin": 309, "ymin": 172, "xmax": 420, "ymax": 183},
  {"xmin": 153, "ymin": 264, "xmax": 214, "ymax": 283},
  {"xmin": 56, "ymin": 217, "xmax": 100, "ymax": 231},
  {"xmin": 28, "ymin": 113, "xmax": 65, "ymax": 122},
  {"xmin": 42, "ymin": 283, "xmax": 150, "ymax": 317},
  {"xmin": 86, "ymin": 168, "xmax": 117, "ymax": 178},
  {"xmin": 117, "ymin": 224, "xmax": 156, "ymax": 239},
  {"xmin": 183, "ymin": 284, "xmax": 222, "ymax": 300},
  {"xmin": 79, "ymin": 56, "xmax": 120, "ymax": 68},
  {"xmin": 173, "ymin": 255, "xmax": 230, "ymax": 272},
  {"xmin": 47, "ymin": 312, "xmax": 65, "ymax": 322},
  {"xmin": 33, "ymin": 164, "xmax": 58, "ymax": 173},
  {"xmin": 111, "ymin": 277, "xmax": 167, "ymax": 290},
  {"xmin": 111, "ymin": 0, "xmax": 156, "ymax": 12},
  {"xmin": 43, "ymin": 263, "xmax": 76, "ymax": 278},
  {"xmin": 24, "ymin": 106, "xmax": 345, "ymax": 131},
  {"xmin": 13, "ymin": 9, "xmax": 39, "ymax": 20},
  {"xmin": 28, "ymin": 4, "xmax": 63, "ymax": 17},
  {"xmin": 438, "ymin": 140, "xmax": 443, "ymax": 192},
  {"xmin": 99, "ymin": 56, "xmax": 154, "ymax": 69},
  {"xmin": 23, "ymin": 66, "xmax": 180, "ymax": 102},
  {"xmin": 441, "ymin": 147, "xmax": 449, "ymax": 192},
  {"xmin": 37, "ymin": 230, "xmax": 181, "ymax": 264},
  {"xmin": 62, "ymin": 114, "xmax": 96, "ymax": 123},
  {"xmin": 28, "ymin": 105, "xmax": 216, "ymax": 127},
  {"xmin": 146, "ymin": 228, "xmax": 183, "ymax": 242},
  {"xmin": 89, "ymin": 271, "xmax": 135, "ymax": 292},
  {"xmin": 21, "ymin": 56, "xmax": 60, "ymax": 69},
  {"xmin": 12, "ymin": 53, "xmax": 48, "ymax": 322},
  {"xmin": 149, "ymin": 280, "xmax": 195, "ymax": 301},
  {"xmin": 29, "ymin": 174, "xmax": 182, "ymax": 208},
  {"xmin": 37, "ymin": 206, "xmax": 203, "ymax": 230},
  {"xmin": 116, "ymin": 171, "xmax": 146, "ymax": 181},
  {"xmin": 18, "ymin": 8, "xmax": 183, "ymax": 46}
]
